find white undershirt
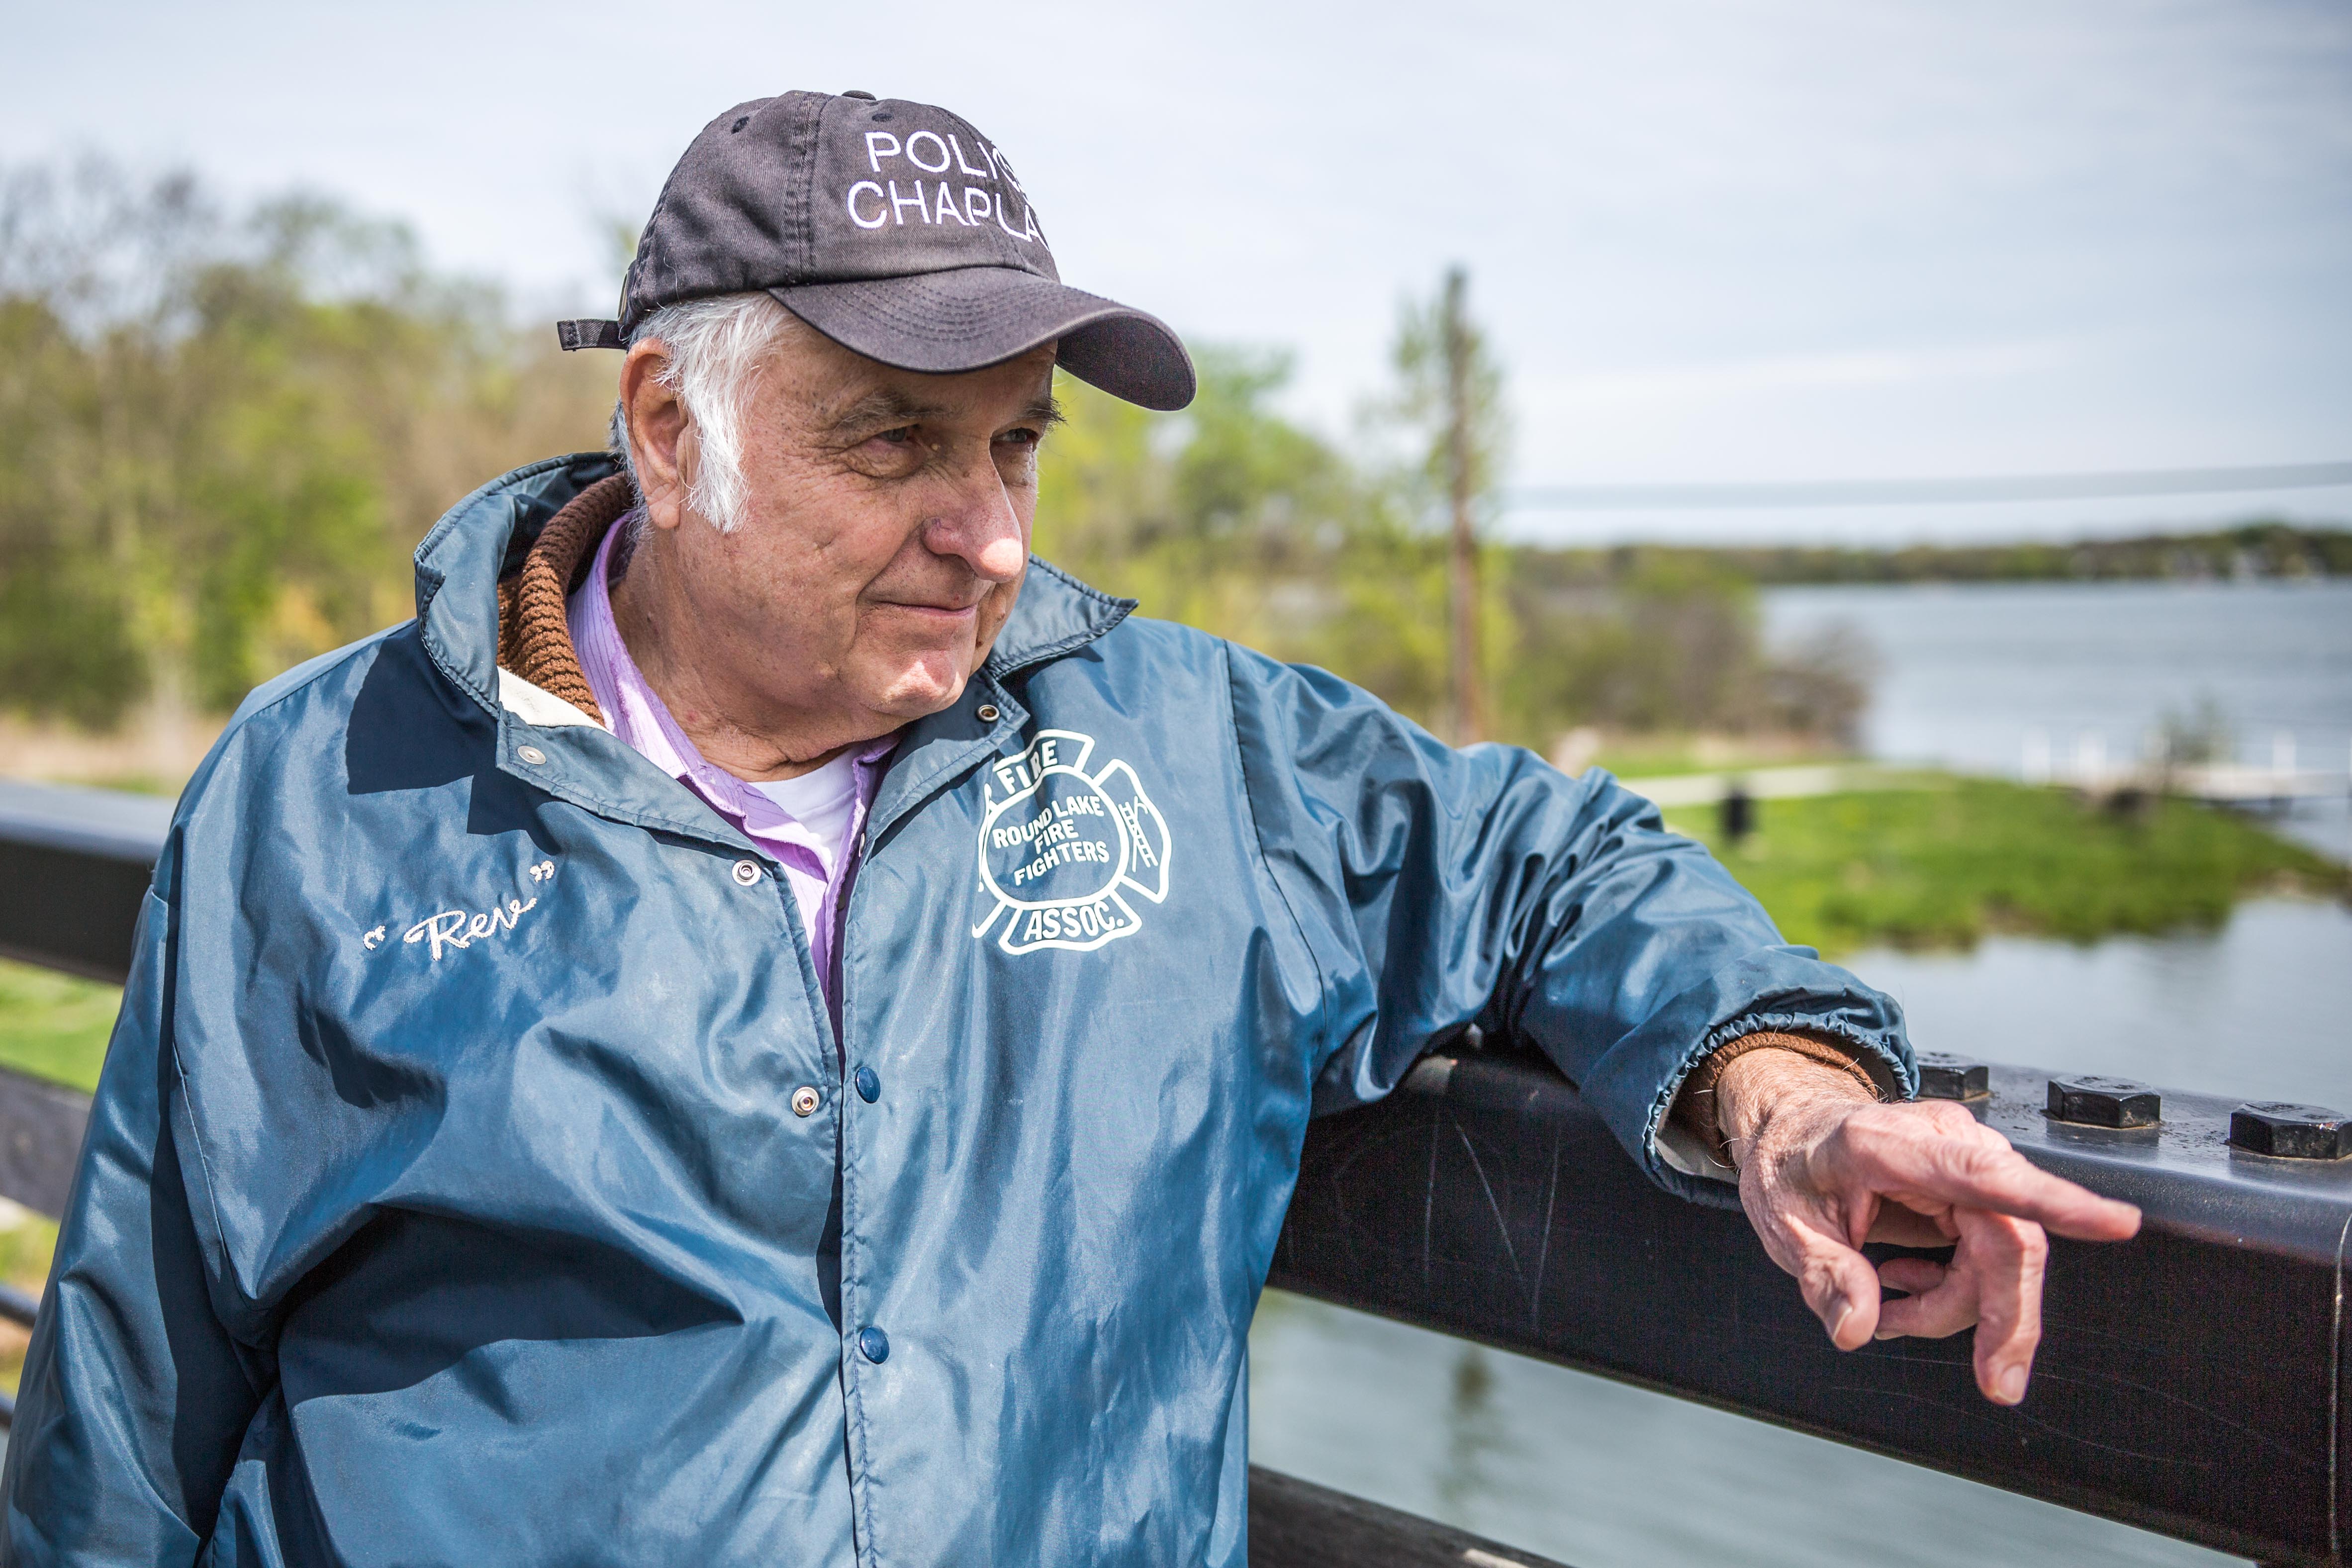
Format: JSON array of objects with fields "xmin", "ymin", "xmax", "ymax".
[{"xmin": 748, "ymin": 750, "xmax": 864, "ymax": 875}]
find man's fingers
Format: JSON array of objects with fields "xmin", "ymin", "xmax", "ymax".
[
  {"xmin": 1957, "ymin": 1206, "xmax": 2047, "ymax": 1404},
  {"xmin": 1785, "ymin": 1222, "xmax": 1884, "ymax": 1351},
  {"xmin": 1874, "ymin": 1256, "xmax": 1976, "ymax": 1340},
  {"xmin": 1840, "ymin": 1108, "xmax": 2142, "ymax": 1241},
  {"xmin": 1746, "ymin": 1099, "xmax": 2133, "ymax": 1390},
  {"xmin": 1876, "ymin": 1255, "xmax": 1949, "ymax": 1295}
]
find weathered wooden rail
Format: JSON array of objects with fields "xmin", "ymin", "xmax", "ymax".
[{"xmin": 2, "ymin": 779, "xmax": 2347, "ymax": 1566}]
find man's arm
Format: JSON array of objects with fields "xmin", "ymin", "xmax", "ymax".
[
  {"xmin": 1226, "ymin": 647, "xmax": 2138, "ymax": 1404},
  {"xmin": 1227, "ymin": 648, "xmax": 1911, "ymax": 1197},
  {"xmin": 1, "ymin": 873, "xmax": 268, "ymax": 1565}
]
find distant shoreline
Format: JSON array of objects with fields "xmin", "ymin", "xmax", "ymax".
[{"xmin": 1512, "ymin": 522, "xmax": 2351, "ymax": 587}]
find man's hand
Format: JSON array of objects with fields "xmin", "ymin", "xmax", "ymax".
[{"xmin": 1714, "ymin": 1049, "xmax": 2142, "ymax": 1406}]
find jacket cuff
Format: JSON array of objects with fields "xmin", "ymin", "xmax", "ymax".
[{"xmin": 1642, "ymin": 1006, "xmax": 1916, "ymax": 1208}]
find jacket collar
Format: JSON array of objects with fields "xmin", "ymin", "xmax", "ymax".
[
  {"xmin": 411, "ymin": 454, "xmax": 1135, "ymax": 847},
  {"xmin": 413, "ymin": 453, "xmax": 613, "ymax": 722}
]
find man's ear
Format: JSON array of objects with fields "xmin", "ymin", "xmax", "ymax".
[{"xmin": 619, "ymin": 342, "xmax": 697, "ymax": 533}]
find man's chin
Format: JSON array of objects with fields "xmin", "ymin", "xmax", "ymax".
[{"xmin": 863, "ymin": 652, "xmax": 978, "ymax": 722}]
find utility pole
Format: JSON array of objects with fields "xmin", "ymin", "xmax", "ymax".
[{"xmin": 1442, "ymin": 266, "xmax": 1483, "ymax": 744}]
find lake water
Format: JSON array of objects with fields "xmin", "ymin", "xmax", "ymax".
[
  {"xmin": 1250, "ymin": 1295, "xmax": 2241, "ymax": 1568},
  {"xmin": 1855, "ymin": 896, "xmax": 2350, "ymax": 1108},
  {"xmin": 1250, "ymin": 581, "xmax": 2352, "ymax": 1566}
]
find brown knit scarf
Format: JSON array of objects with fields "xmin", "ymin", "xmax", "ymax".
[{"xmin": 494, "ymin": 473, "xmax": 636, "ymax": 725}]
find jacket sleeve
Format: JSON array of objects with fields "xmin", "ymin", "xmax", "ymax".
[
  {"xmin": 1, "ymin": 860, "xmax": 268, "ymax": 1565},
  {"xmin": 1226, "ymin": 646, "xmax": 1916, "ymax": 1208}
]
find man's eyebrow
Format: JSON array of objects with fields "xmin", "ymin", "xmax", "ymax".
[
  {"xmin": 819, "ymin": 386, "xmax": 1064, "ymax": 436},
  {"xmin": 823, "ymin": 388, "xmax": 950, "ymax": 435}
]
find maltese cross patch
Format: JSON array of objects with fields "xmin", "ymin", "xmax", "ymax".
[{"xmin": 971, "ymin": 729, "xmax": 1172, "ymax": 955}]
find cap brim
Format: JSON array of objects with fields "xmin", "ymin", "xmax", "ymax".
[{"xmin": 770, "ymin": 268, "xmax": 1195, "ymax": 412}]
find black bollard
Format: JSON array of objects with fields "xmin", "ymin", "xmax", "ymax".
[{"xmin": 1719, "ymin": 781, "xmax": 1755, "ymax": 845}]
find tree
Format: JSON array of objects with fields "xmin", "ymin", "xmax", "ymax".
[
  {"xmin": 1372, "ymin": 269, "xmax": 1511, "ymax": 741},
  {"xmin": 0, "ymin": 159, "xmax": 612, "ymax": 729}
]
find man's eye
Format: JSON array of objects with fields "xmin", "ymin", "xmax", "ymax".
[
  {"xmin": 997, "ymin": 428, "xmax": 1041, "ymax": 446},
  {"xmin": 873, "ymin": 426, "xmax": 918, "ymax": 446}
]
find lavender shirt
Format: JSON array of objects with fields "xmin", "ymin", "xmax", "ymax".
[{"xmin": 566, "ymin": 517, "xmax": 895, "ymax": 1003}]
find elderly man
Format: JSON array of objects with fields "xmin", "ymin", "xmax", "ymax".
[{"xmin": 3, "ymin": 92, "xmax": 2136, "ymax": 1566}]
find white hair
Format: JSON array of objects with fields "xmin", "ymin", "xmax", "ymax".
[{"xmin": 609, "ymin": 291, "xmax": 802, "ymax": 533}]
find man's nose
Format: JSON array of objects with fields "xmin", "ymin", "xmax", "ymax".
[{"xmin": 921, "ymin": 453, "xmax": 1027, "ymax": 583}]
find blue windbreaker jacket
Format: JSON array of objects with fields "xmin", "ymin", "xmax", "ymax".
[{"xmin": 2, "ymin": 455, "xmax": 1912, "ymax": 1566}]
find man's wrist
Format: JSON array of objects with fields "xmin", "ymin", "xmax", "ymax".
[
  {"xmin": 1674, "ymin": 1030, "xmax": 1884, "ymax": 1171},
  {"xmin": 1716, "ymin": 1048, "xmax": 1879, "ymax": 1170}
]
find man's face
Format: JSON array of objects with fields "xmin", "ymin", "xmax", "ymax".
[{"xmin": 626, "ymin": 325, "xmax": 1057, "ymax": 747}]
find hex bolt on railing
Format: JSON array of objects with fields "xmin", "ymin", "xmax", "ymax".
[
  {"xmin": 2045, "ymin": 1074, "xmax": 2163, "ymax": 1128},
  {"xmin": 2229, "ymin": 1103, "xmax": 2351, "ymax": 1161},
  {"xmin": 1914, "ymin": 1050, "xmax": 1990, "ymax": 1101}
]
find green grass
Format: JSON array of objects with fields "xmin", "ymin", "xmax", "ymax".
[
  {"xmin": 0, "ymin": 959, "xmax": 119, "ymax": 1093},
  {"xmin": 62, "ymin": 772, "xmax": 184, "ymax": 798},
  {"xmin": 0, "ymin": 962, "xmax": 105, "ymax": 1394},
  {"xmin": 0, "ymin": 1205, "xmax": 58, "ymax": 1396},
  {"xmin": 1665, "ymin": 779, "xmax": 2352, "ymax": 957}
]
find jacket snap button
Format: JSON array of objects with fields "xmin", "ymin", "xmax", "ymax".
[
  {"xmin": 854, "ymin": 1066, "xmax": 881, "ymax": 1103},
  {"xmin": 731, "ymin": 859, "xmax": 762, "ymax": 886},
  {"xmin": 976, "ymin": 704, "xmax": 1000, "ymax": 722},
  {"xmin": 790, "ymin": 1086, "xmax": 820, "ymax": 1117},
  {"xmin": 516, "ymin": 745, "xmax": 547, "ymax": 765},
  {"xmin": 858, "ymin": 1326, "xmax": 890, "ymax": 1363}
]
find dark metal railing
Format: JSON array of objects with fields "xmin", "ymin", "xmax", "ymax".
[
  {"xmin": 0, "ymin": 780, "xmax": 2346, "ymax": 1566},
  {"xmin": 1276, "ymin": 1048, "xmax": 2350, "ymax": 1567},
  {"xmin": 0, "ymin": 780, "xmax": 173, "ymax": 984}
]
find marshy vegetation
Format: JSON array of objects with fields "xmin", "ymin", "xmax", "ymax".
[{"xmin": 1663, "ymin": 780, "xmax": 2350, "ymax": 958}]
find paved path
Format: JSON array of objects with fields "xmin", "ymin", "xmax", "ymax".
[{"xmin": 1612, "ymin": 764, "xmax": 1932, "ymax": 808}]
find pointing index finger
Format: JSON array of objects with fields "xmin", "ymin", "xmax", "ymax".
[{"xmin": 1841, "ymin": 1109, "xmax": 2142, "ymax": 1242}]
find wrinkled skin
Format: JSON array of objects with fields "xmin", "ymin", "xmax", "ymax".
[
  {"xmin": 613, "ymin": 319, "xmax": 1057, "ymax": 781},
  {"xmin": 1715, "ymin": 1050, "xmax": 2142, "ymax": 1404}
]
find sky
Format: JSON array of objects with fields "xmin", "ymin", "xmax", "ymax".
[{"xmin": 4, "ymin": 0, "xmax": 2348, "ymax": 545}]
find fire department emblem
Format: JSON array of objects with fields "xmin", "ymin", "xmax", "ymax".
[{"xmin": 972, "ymin": 729, "xmax": 1172, "ymax": 954}]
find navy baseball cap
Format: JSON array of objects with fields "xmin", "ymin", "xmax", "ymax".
[{"xmin": 559, "ymin": 91, "xmax": 1195, "ymax": 411}]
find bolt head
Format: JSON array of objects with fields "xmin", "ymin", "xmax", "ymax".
[
  {"xmin": 1915, "ymin": 1052, "xmax": 1989, "ymax": 1101},
  {"xmin": 2228, "ymin": 1102, "xmax": 2350, "ymax": 1160},
  {"xmin": 2045, "ymin": 1075, "xmax": 2162, "ymax": 1128}
]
